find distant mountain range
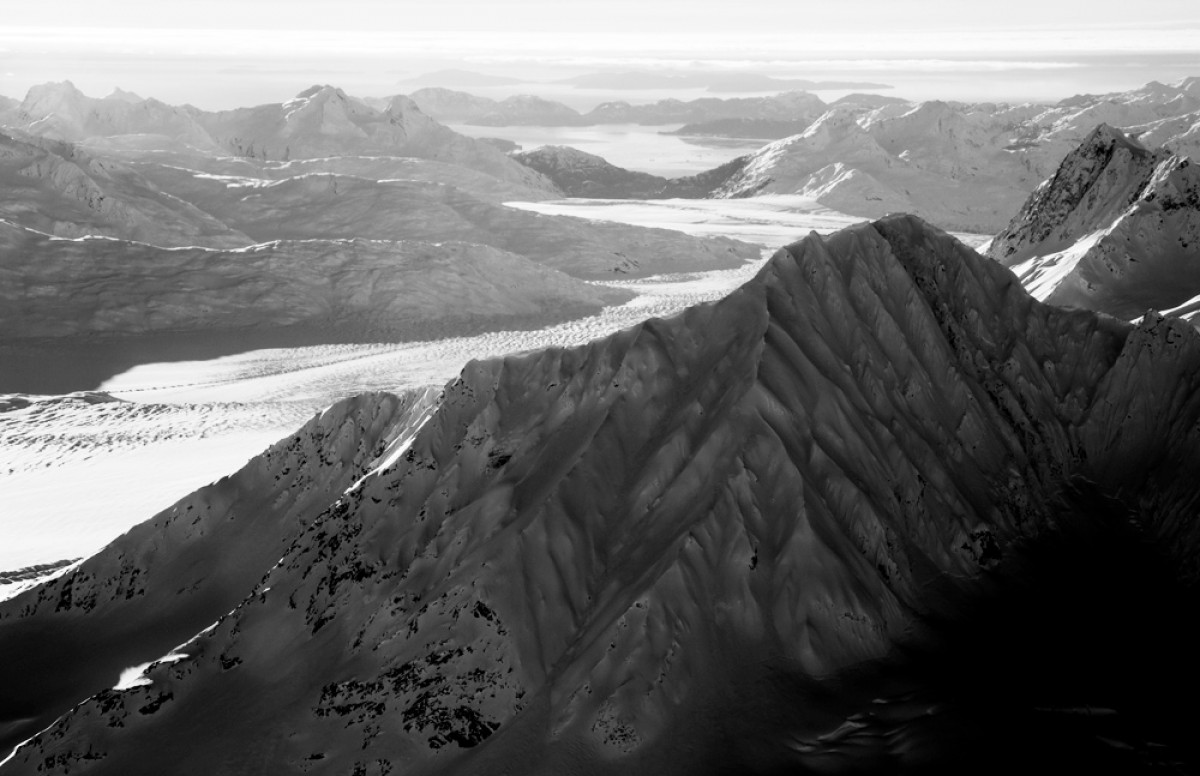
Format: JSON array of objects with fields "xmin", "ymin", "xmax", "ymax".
[
  {"xmin": 712, "ymin": 78, "xmax": 1200, "ymax": 233},
  {"xmin": 406, "ymin": 87, "xmax": 829, "ymax": 127},
  {"xmin": 394, "ymin": 77, "xmax": 1200, "ymax": 233},
  {"xmin": 394, "ymin": 69, "xmax": 527, "ymax": 88},
  {"xmin": 394, "ymin": 69, "xmax": 892, "ymax": 94},
  {"xmin": 0, "ymin": 81, "xmax": 759, "ymax": 366},
  {"xmin": 557, "ymin": 70, "xmax": 893, "ymax": 92}
]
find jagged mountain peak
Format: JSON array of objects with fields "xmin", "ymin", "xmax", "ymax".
[
  {"xmin": 7, "ymin": 214, "xmax": 1200, "ymax": 774},
  {"xmin": 989, "ymin": 126, "xmax": 1200, "ymax": 320},
  {"xmin": 1081, "ymin": 121, "xmax": 1153, "ymax": 154},
  {"xmin": 988, "ymin": 124, "xmax": 1168, "ymax": 267}
]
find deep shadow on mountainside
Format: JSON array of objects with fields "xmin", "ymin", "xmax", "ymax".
[{"xmin": 3, "ymin": 215, "xmax": 1200, "ymax": 775}]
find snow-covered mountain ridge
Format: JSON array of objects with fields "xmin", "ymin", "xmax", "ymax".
[
  {"xmin": 987, "ymin": 124, "xmax": 1200, "ymax": 320},
  {"xmin": 708, "ymin": 77, "xmax": 1200, "ymax": 232}
]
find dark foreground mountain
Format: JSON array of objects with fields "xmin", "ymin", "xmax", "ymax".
[{"xmin": 3, "ymin": 215, "xmax": 1200, "ymax": 775}]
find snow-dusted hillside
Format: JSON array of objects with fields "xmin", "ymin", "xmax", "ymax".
[
  {"xmin": 987, "ymin": 125, "xmax": 1200, "ymax": 320},
  {"xmin": 713, "ymin": 77, "xmax": 1200, "ymax": 233},
  {"xmin": 120, "ymin": 168, "xmax": 758, "ymax": 278},
  {"xmin": 4, "ymin": 216, "xmax": 1200, "ymax": 774}
]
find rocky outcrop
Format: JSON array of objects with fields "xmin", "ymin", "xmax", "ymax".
[
  {"xmin": 0, "ymin": 388, "xmax": 439, "ymax": 759},
  {"xmin": 4, "ymin": 216, "xmax": 1200, "ymax": 774}
]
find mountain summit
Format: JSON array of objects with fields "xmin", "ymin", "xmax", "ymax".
[
  {"xmin": 988, "ymin": 124, "xmax": 1200, "ymax": 319},
  {"xmin": 3, "ymin": 215, "xmax": 1200, "ymax": 774}
]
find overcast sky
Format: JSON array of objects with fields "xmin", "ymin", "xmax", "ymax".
[
  {"xmin": 3, "ymin": 1, "xmax": 1199, "ymax": 106},
  {"xmin": 6, "ymin": 0, "xmax": 1200, "ymax": 39}
]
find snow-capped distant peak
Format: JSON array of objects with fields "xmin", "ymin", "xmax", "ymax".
[
  {"xmin": 293, "ymin": 84, "xmax": 346, "ymax": 101},
  {"xmin": 105, "ymin": 87, "xmax": 143, "ymax": 104}
]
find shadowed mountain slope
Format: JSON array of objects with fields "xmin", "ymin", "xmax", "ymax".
[
  {"xmin": 512, "ymin": 145, "xmax": 746, "ymax": 200},
  {"xmin": 0, "ymin": 220, "xmax": 631, "ymax": 342},
  {"xmin": 3, "ymin": 216, "xmax": 1200, "ymax": 775},
  {"xmin": 0, "ymin": 131, "xmax": 250, "ymax": 248}
]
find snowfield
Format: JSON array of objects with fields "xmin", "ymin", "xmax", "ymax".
[
  {"xmin": 508, "ymin": 194, "xmax": 993, "ymax": 249},
  {"xmin": 0, "ymin": 396, "xmax": 313, "ymax": 571}
]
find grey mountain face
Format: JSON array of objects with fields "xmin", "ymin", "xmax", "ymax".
[{"xmin": 4, "ymin": 216, "xmax": 1200, "ymax": 775}]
